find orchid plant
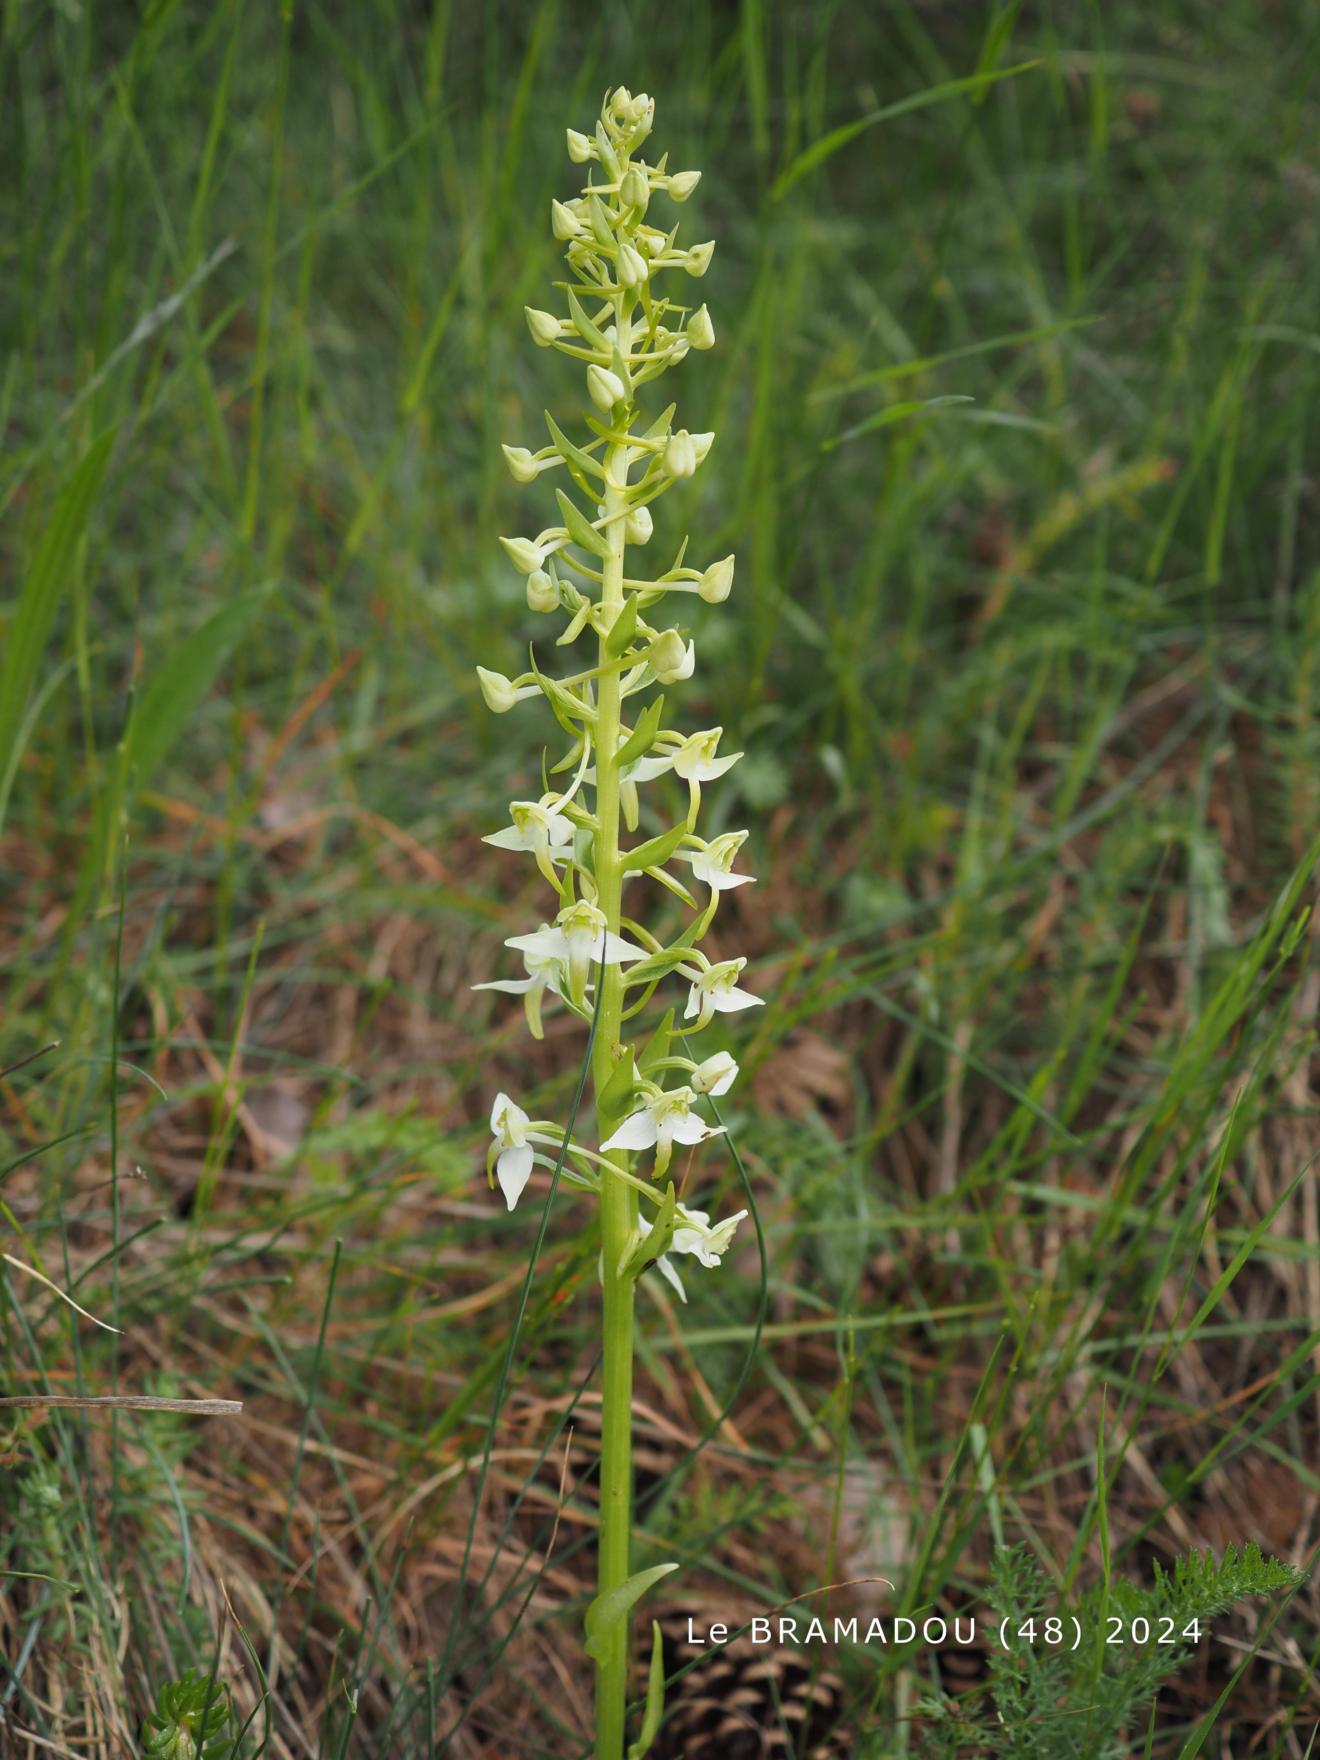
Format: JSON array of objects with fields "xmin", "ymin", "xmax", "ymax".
[{"xmin": 474, "ymin": 86, "xmax": 756, "ymax": 1759}]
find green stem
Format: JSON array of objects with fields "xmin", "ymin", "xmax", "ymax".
[{"xmin": 593, "ymin": 387, "xmax": 636, "ymax": 1757}]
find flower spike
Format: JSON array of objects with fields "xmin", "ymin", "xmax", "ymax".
[{"xmin": 471, "ymin": 88, "xmax": 759, "ymax": 1757}]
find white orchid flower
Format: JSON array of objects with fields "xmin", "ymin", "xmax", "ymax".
[
  {"xmin": 483, "ymin": 798, "xmax": 576, "ymax": 885},
  {"xmin": 682, "ymin": 957, "xmax": 762, "ymax": 1028},
  {"xmin": 596, "ymin": 728, "xmax": 740, "ymax": 790},
  {"xmin": 691, "ymin": 1051, "xmax": 739, "ymax": 1096},
  {"xmin": 636, "ymin": 1200, "xmax": 748, "ymax": 1301},
  {"xmin": 648, "ymin": 630, "xmax": 695, "ymax": 684},
  {"xmin": 672, "ymin": 1203, "xmax": 748, "ymax": 1266},
  {"xmin": 486, "ymin": 1092, "xmax": 564, "ymax": 1211},
  {"xmin": 601, "ymin": 1084, "xmax": 724, "ymax": 1176},
  {"xmin": 672, "ymin": 728, "xmax": 741, "ymax": 783},
  {"xmin": 507, "ymin": 899, "xmax": 646, "ymax": 1004},
  {"xmin": 472, "ymin": 938, "xmax": 566, "ymax": 1041},
  {"xmin": 678, "ymin": 828, "xmax": 755, "ymax": 892}
]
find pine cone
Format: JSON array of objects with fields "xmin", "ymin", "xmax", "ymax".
[{"xmin": 645, "ymin": 1611, "xmax": 852, "ymax": 1759}]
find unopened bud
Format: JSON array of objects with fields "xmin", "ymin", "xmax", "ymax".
[
  {"xmin": 663, "ymin": 429, "xmax": 698, "ymax": 478},
  {"xmin": 476, "ymin": 667, "xmax": 519, "ymax": 714},
  {"xmin": 587, "ymin": 364, "xmax": 627, "ymax": 410},
  {"xmin": 619, "ymin": 166, "xmax": 650, "ymax": 214},
  {"xmin": 616, "ymin": 242, "xmax": 649, "ymax": 287},
  {"xmin": 625, "ymin": 504, "xmax": 653, "ymax": 544},
  {"xmin": 501, "ymin": 445, "xmax": 541, "ymax": 485},
  {"xmin": 649, "ymin": 628, "xmax": 694, "ymax": 683},
  {"xmin": 551, "ymin": 199, "xmax": 582, "ymax": 240},
  {"xmin": 526, "ymin": 569, "xmax": 558, "ymax": 613},
  {"xmin": 684, "ymin": 240, "xmax": 715, "ymax": 277},
  {"xmin": 524, "ymin": 307, "xmax": 562, "ymax": 347},
  {"xmin": 688, "ymin": 304, "xmax": 715, "ymax": 349},
  {"xmin": 699, "ymin": 554, "xmax": 735, "ymax": 603},
  {"xmin": 566, "ymin": 128, "xmax": 594, "ymax": 163},
  {"xmin": 500, "ymin": 535, "xmax": 545, "ymax": 574},
  {"xmin": 668, "ymin": 170, "xmax": 701, "ymax": 201}
]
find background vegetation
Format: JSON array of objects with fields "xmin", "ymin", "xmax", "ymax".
[{"xmin": 3, "ymin": 1, "xmax": 1320, "ymax": 1754}]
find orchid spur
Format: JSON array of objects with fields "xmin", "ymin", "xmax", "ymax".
[{"xmin": 471, "ymin": 85, "xmax": 763, "ymax": 1760}]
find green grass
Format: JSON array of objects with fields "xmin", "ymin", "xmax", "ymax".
[{"xmin": 4, "ymin": 1, "xmax": 1320, "ymax": 1755}]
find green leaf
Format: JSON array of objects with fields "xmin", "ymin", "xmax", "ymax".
[
  {"xmin": 593, "ymin": 121, "xmax": 620, "ymax": 181},
  {"xmin": 545, "ymin": 411, "xmax": 605, "ymax": 482},
  {"xmin": 638, "ymin": 1009, "xmax": 674, "ymax": 1076},
  {"xmin": 0, "ymin": 430, "xmax": 115, "ymax": 837},
  {"xmin": 127, "ymin": 586, "xmax": 271, "ymax": 798},
  {"xmin": 555, "ymin": 487, "xmax": 612, "ymax": 560},
  {"xmin": 597, "ymin": 1049, "xmax": 638, "ymax": 1133},
  {"xmin": 623, "ymin": 822, "xmax": 689, "ymax": 873},
  {"xmin": 587, "ymin": 193, "xmax": 615, "ymax": 250},
  {"xmin": 616, "ymin": 697, "xmax": 665, "ymax": 770},
  {"xmin": 627, "ymin": 1620, "xmax": 667, "ymax": 1760},
  {"xmin": 642, "ymin": 401, "xmax": 677, "ymax": 442},
  {"xmin": 584, "ymin": 1563, "xmax": 679, "ymax": 1661},
  {"xmin": 606, "ymin": 595, "xmax": 640, "ymax": 658},
  {"xmin": 645, "ymin": 865, "xmax": 698, "ymax": 909},
  {"xmin": 624, "ymin": 945, "xmax": 694, "ymax": 986},
  {"xmin": 973, "ymin": 2, "xmax": 1024, "ymax": 103},
  {"xmin": 567, "ymin": 287, "xmax": 609, "ymax": 351},
  {"xmin": 622, "ymin": 1183, "xmax": 678, "ymax": 1278},
  {"xmin": 822, "ymin": 395, "xmax": 974, "ymax": 453},
  {"xmin": 0, "ymin": 654, "xmax": 77, "ymax": 838},
  {"xmin": 536, "ymin": 671, "xmax": 591, "ymax": 736},
  {"xmin": 771, "ymin": 61, "xmax": 1039, "ymax": 199}
]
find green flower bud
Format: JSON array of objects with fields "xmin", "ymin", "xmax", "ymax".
[
  {"xmin": 663, "ymin": 429, "xmax": 698, "ymax": 478},
  {"xmin": 595, "ymin": 119, "xmax": 620, "ymax": 179},
  {"xmin": 619, "ymin": 166, "xmax": 650, "ymax": 214},
  {"xmin": 551, "ymin": 199, "xmax": 583, "ymax": 240},
  {"xmin": 625, "ymin": 504, "xmax": 653, "ymax": 544},
  {"xmin": 668, "ymin": 170, "xmax": 701, "ymax": 201},
  {"xmin": 690, "ymin": 431, "xmax": 715, "ymax": 466},
  {"xmin": 527, "ymin": 569, "xmax": 558, "ymax": 612},
  {"xmin": 476, "ymin": 666, "xmax": 519, "ymax": 713},
  {"xmin": 684, "ymin": 241, "xmax": 715, "ymax": 277},
  {"xmin": 616, "ymin": 242, "xmax": 649, "ymax": 287},
  {"xmin": 566, "ymin": 128, "xmax": 594, "ymax": 163},
  {"xmin": 502, "ymin": 444, "xmax": 541, "ymax": 485},
  {"xmin": 525, "ymin": 307, "xmax": 562, "ymax": 347},
  {"xmin": 500, "ymin": 535, "xmax": 546, "ymax": 574},
  {"xmin": 699, "ymin": 554, "xmax": 735, "ymax": 603},
  {"xmin": 648, "ymin": 628, "xmax": 695, "ymax": 684},
  {"xmin": 688, "ymin": 304, "xmax": 715, "ymax": 349},
  {"xmin": 588, "ymin": 364, "xmax": 627, "ymax": 410}
]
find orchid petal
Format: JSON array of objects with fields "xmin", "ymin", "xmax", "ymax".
[
  {"xmin": 496, "ymin": 1143, "xmax": 534, "ymax": 1210},
  {"xmin": 601, "ymin": 1110, "xmax": 660, "ymax": 1153}
]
